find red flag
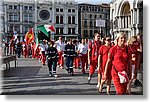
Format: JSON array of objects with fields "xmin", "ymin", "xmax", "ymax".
[
  {"xmin": 49, "ymin": 25, "xmax": 55, "ymax": 32},
  {"xmin": 25, "ymin": 28, "xmax": 35, "ymax": 44}
]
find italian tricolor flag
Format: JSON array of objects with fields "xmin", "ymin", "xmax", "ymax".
[{"xmin": 37, "ymin": 25, "xmax": 55, "ymax": 37}]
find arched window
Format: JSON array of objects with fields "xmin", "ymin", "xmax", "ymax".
[
  {"xmin": 56, "ymin": 16, "xmax": 59, "ymax": 24},
  {"xmin": 68, "ymin": 16, "xmax": 71, "ymax": 24},
  {"xmin": 72, "ymin": 16, "xmax": 75, "ymax": 24},
  {"xmin": 60, "ymin": 15, "xmax": 63, "ymax": 24}
]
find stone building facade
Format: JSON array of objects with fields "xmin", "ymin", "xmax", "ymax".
[
  {"xmin": 78, "ymin": 3, "xmax": 110, "ymax": 39},
  {"xmin": 110, "ymin": 0, "xmax": 143, "ymax": 39},
  {"xmin": 3, "ymin": 0, "xmax": 78, "ymax": 42}
]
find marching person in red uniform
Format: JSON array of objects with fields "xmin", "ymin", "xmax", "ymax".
[
  {"xmin": 78, "ymin": 38, "xmax": 88, "ymax": 74},
  {"xmin": 31, "ymin": 41, "xmax": 36, "ymax": 58},
  {"xmin": 104, "ymin": 32, "xmax": 132, "ymax": 95},
  {"xmin": 97, "ymin": 37, "xmax": 112, "ymax": 94},
  {"xmin": 127, "ymin": 35, "xmax": 141, "ymax": 94},
  {"xmin": 55, "ymin": 37, "xmax": 65, "ymax": 69},
  {"xmin": 88, "ymin": 32, "xmax": 101, "ymax": 83},
  {"xmin": 73, "ymin": 40, "xmax": 80, "ymax": 69},
  {"xmin": 136, "ymin": 34, "xmax": 143, "ymax": 70},
  {"xmin": 40, "ymin": 40, "xmax": 48, "ymax": 65},
  {"xmin": 35, "ymin": 44, "xmax": 41, "ymax": 59}
]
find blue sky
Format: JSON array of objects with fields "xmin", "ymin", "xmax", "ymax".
[{"xmin": 75, "ymin": 0, "xmax": 112, "ymax": 4}]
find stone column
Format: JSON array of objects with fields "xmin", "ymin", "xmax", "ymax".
[
  {"xmin": 34, "ymin": 0, "xmax": 38, "ymax": 41},
  {"xmin": 137, "ymin": 8, "xmax": 139, "ymax": 24},
  {"xmin": 124, "ymin": 16, "xmax": 126, "ymax": 28},
  {"xmin": 20, "ymin": 4, "xmax": 23, "ymax": 42},
  {"xmin": 4, "ymin": 4, "xmax": 7, "ymax": 35},
  {"xmin": 120, "ymin": 16, "xmax": 122, "ymax": 28},
  {"xmin": 128, "ymin": 16, "xmax": 131, "ymax": 27},
  {"xmin": 133, "ymin": 8, "xmax": 137, "ymax": 24},
  {"xmin": 136, "ymin": 8, "xmax": 140, "ymax": 34},
  {"xmin": 130, "ymin": 10, "xmax": 133, "ymax": 26},
  {"xmin": 122, "ymin": 16, "xmax": 124, "ymax": 28},
  {"xmin": 64, "ymin": 6, "xmax": 67, "ymax": 34},
  {"xmin": 52, "ymin": 0, "xmax": 55, "ymax": 24},
  {"xmin": 119, "ymin": 17, "xmax": 121, "ymax": 29}
]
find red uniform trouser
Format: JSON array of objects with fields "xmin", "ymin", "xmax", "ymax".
[
  {"xmin": 58, "ymin": 51, "xmax": 64, "ymax": 67},
  {"xmin": 74, "ymin": 56, "xmax": 80, "ymax": 68},
  {"xmin": 32, "ymin": 48, "xmax": 35, "ymax": 58},
  {"xmin": 89, "ymin": 60, "xmax": 98, "ymax": 75},
  {"xmin": 41, "ymin": 51, "xmax": 46, "ymax": 64},
  {"xmin": 23, "ymin": 50, "xmax": 28, "ymax": 58},
  {"xmin": 112, "ymin": 70, "xmax": 127, "ymax": 95},
  {"xmin": 80, "ymin": 54, "xmax": 88, "ymax": 73}
]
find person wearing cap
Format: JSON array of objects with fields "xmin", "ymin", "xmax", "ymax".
[
  {"xmin": 46, "ymin": 41, "xmax": 59, "ymax": 77},
  {"xmin": 97, "ymin": 37, "xmax": 112, "ymax": 94},
  {"xmin": 88, "ymin": 32, "xmax": 101, "ymax": 84},
  {"xmin": 55, "ymin": 37, "xmax": 65, "ymax": 69}
]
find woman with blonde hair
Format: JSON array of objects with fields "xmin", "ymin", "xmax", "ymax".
[
  {"xmin": 104, "ymin": 32, "xmax": 132, "ymax": 95},
  {"xmin": 127, "ymin": 36, "xmax": 141, "ymax": 94}
]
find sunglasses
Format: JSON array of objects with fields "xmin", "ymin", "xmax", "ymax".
[{"xmin": 106, "ymin": 39, "xmax": 111, "ymax": 41}]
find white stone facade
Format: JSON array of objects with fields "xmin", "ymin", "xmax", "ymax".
[
  {"xmin": 110, "ymin": 0, "xmax": 143, "ymax": 39},
  {"xmin": 3, "ymin": 0, "xmax": 78, "ymax": 42}
]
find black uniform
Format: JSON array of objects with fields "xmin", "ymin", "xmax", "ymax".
[
  {"xmin": 16, "ymin": 42, "xmax": 22, "ymax": 58},
  {"xmin": 64, "ymin": 44, "xmax": 76, "ymax": 75},
  {"xmin": 46, "ymin": 46, "xmax": 59, "ymax": 76}
]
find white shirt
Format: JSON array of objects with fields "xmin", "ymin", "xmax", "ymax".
[
  {"xmin": 78, "ymin": 43, "xmax": 88, "ymax": 54},
  {"xmin": 40, "ymin": 44, "xmax": 48, "ymax": 52},
  {"xmin": 55, "ymin": 40, "xmax": 65, "ymax": 52}
]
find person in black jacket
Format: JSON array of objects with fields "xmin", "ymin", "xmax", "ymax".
[
  {"xmin": 46, "ymin": 41, "xmax": 59, "ymax": 77},
  {"xmin": 16, "ymin": 40, "xmax": 22, "ymax": 58},
  {"xmin": 64, "ymin": 39, "xmax": 76, "ymax": 76}
]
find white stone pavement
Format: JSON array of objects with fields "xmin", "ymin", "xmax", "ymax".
[{"xmin": 0, "ymin": 58, "xmax": 143, "ymax": 95}]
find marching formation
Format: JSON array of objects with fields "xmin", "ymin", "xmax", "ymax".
[{"xmin": 2, "ymin": 32, "xmax": 143, "ymax": 95}]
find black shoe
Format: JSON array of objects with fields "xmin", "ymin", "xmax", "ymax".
[
  {"xmin": 134, "ymin": 79, "xmax": 142, "ymax": 87},
  {"xmin": 67, "ymin": 69, "xmax": 70, "ymax": 73},
  {"xmin": 83, "ymin": 72, "xmax": 86, "ymax": 74},
  {"xmin": 71, "ymin": 72, "xmax": 74, "ymax": 76}
]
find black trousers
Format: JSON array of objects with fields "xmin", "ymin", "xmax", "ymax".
[
  {"xmin": 66, "ymin": 56, "xmax": 74, "ymax": 72},
  {"xmin": 48, "ymin": 58, "xmax": 57, "ymax": 75}
]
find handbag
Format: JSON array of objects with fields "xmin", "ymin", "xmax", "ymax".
[
  {"xmin": 114, "ymin": 67, "xmax": 129, "ymax": 84},
  {"xmin": 118, "ymin": 71, "xmax": 129, "ymax": 84}
]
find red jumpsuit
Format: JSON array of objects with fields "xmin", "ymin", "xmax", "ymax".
[
  {"xmin": 58, "ymin": 51, "xmax": 64, "ymax": 68},
  {"xmin": 32, "ymin": 43, "xmax": 36, "ymax": 58},
  {"xmin": 128, "ymin": 44, "xmax": 138, "ymax": 79},
  {"xmin": 74, "ymin": 56, "xmax": 80, "ymax": 69},
  {"xmin": 89, "ymin": 40, "xmax": 101, "ymax": 75},
  {"xmin": 23, "ymin": 44, "xmax": 28, "ymax": 58},
  {"xmin": 108, "ymin": 45, "xmax": 131, "ymax": 95},
  {"xmin": 98, "ymin": 45, "xmax": 111, "ymax": 80},
  {"xmin": 35, "ymin": 46, "xmax": 41, "ymax": 59}
]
